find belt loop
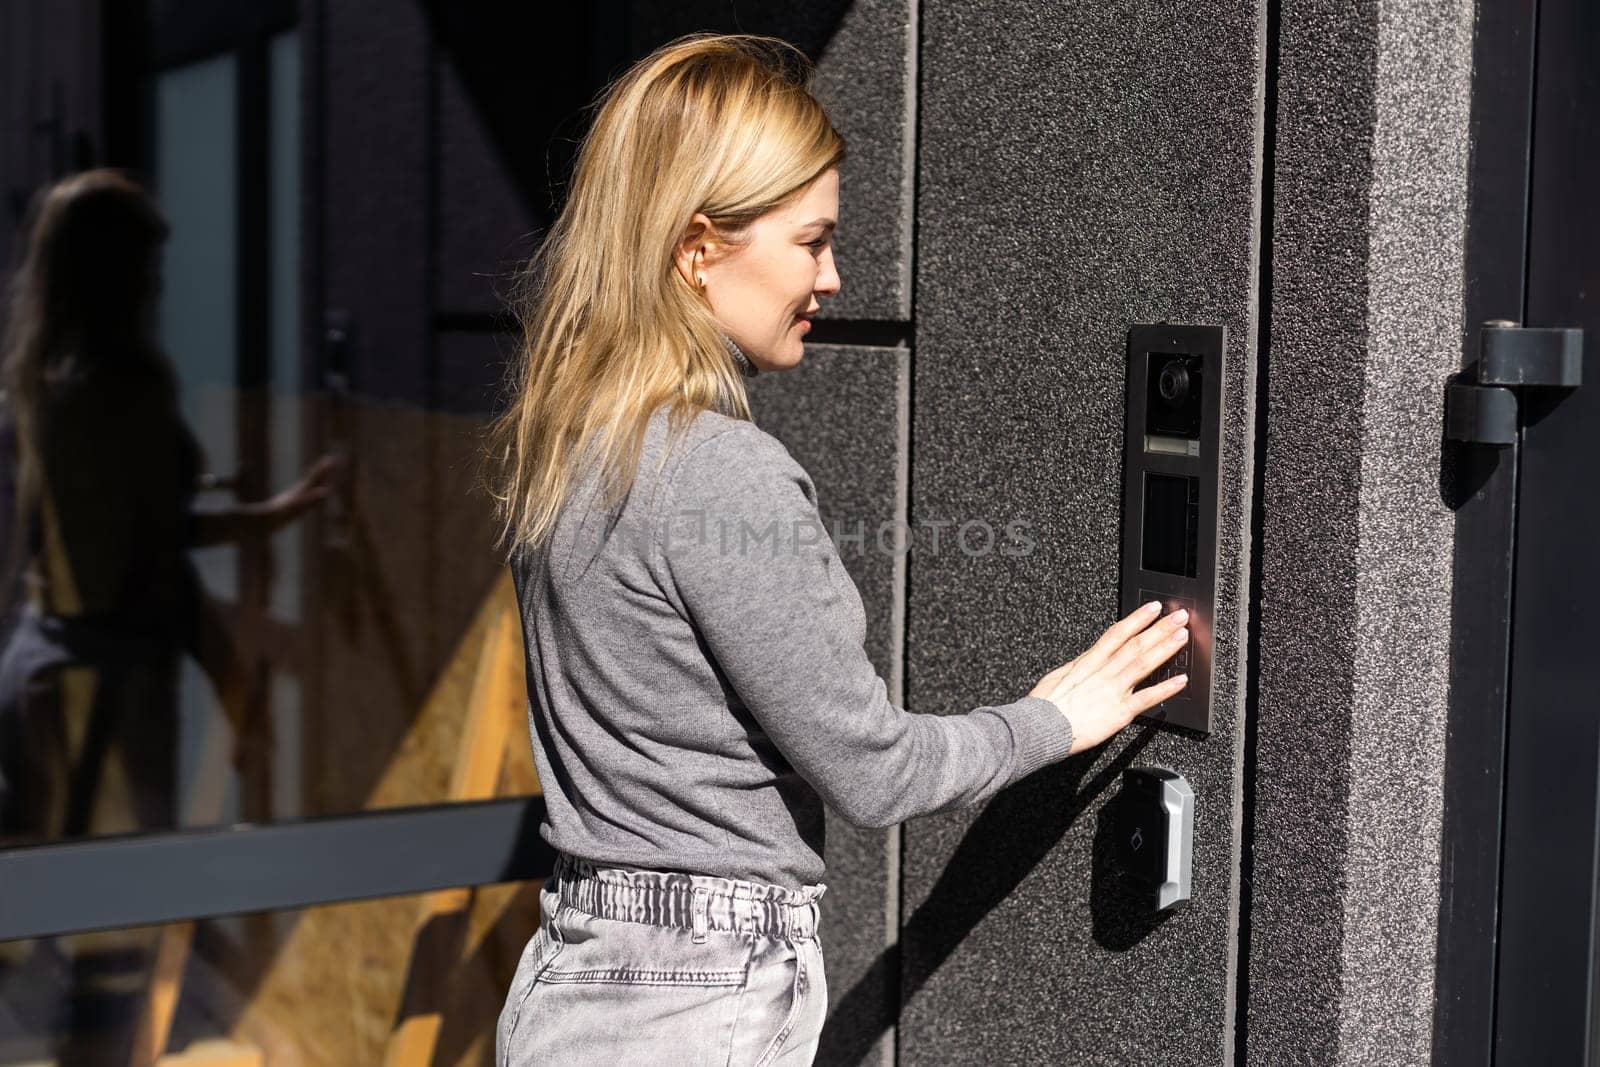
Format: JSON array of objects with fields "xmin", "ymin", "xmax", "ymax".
[
  {"xmin": 691, "ymin": 887, "xmax": 709, "ymax": 944},
  {"xmin": 803, "ymin": 884, "xmax": 825, "ymax": 941}
]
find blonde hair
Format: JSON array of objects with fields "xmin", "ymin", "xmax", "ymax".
[{"xmin": 485, "ymin": 33, "xmax": 846, "ymax": 555}]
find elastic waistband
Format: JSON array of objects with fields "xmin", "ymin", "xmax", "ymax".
[{"xmin": 549, "ymin": 852, "xmax": 826, "ymax": 944}]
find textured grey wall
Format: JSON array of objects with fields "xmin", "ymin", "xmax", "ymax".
[
  {"xmin": 750, "ymin": 343, "xmax": 910, "ymax": 1066},
  {"xmin": 809, "ymin": 0, "xmax": 915, "ymax": 321},
  {"xmin": 904, "ymin": 1, "xmax": 1265, "ymax": 1062},
  {"xmin": 1244, "ymin": 0, "xmax": 1472, "ymax": 1063}
]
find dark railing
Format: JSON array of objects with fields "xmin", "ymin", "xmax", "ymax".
[{"xmin": 0, "ymin": 796, "xmax": 554, "ymax": 940}]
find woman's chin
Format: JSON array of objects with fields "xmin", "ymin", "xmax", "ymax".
[{"xmin": 748, "ymin": 335, "xmax": 808, "ymax": 371}]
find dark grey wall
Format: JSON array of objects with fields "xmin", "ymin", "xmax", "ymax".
[
  {"xmin": 1245, "ymin": 0, "xmax": 1472, "ymax": 1063},
  {"xmin": 807, "ymin": 0, "xmax": 915, "ymax": 321},
  {"xmin": 903, "ymin": 0, "xmax": 1265, "ymax": 1062}
]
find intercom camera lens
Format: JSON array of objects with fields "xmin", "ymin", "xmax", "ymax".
[
  {"xmin": 1145, "ymin": 351, "xmax": 1204, "ymax": 440},
  {"xmin": 1158, "ymin": 363, "xmax": 1190, "ymax": 404}
]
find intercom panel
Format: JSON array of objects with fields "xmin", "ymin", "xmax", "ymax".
[{"xmin": 1119, "ymin": 324, "xmax": 1224, "ymax": 734}]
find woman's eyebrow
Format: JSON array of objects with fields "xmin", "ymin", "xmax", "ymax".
[{"xmin": 802, "ymin": 218, "xmax": 837, "ymax": 233}]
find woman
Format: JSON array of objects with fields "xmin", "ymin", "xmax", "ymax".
[
  {"xmin": 488, "ymin": 34, "xmax": 1190, "ymax": 1065},
  {"xmin": 0, "ymin": 168, "xmax": 341, "ymax": 842}
]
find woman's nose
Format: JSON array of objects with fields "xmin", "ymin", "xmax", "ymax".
[{"xmin": 816, "ymin": 249, "xmax": 841, "ymax": 296}]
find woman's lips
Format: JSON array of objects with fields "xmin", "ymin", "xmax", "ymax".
[{"xmin": 795, "ymin": 315, "xmax": 811, "ymax": 334}]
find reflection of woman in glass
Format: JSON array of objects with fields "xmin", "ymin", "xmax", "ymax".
[
  {"xmin": 487, "ymin": 35, "xmax": 1188, "ymax": 1064},
  {"xmin": 0, "ymin": 168, "xmax": 339, "ymax": 843}
]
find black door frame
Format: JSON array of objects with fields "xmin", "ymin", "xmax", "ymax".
[
  {"xmin": 1434, "ymin": 0, "xmax": 1597, "ymax": 1062},
  {"xmin": 1486, "ymin": 0, "xmax": 1599, "ymax": 1056},
  {"xmin": 1431, "ymin": 0, "xmax": 1538, "ymax": 1061}
]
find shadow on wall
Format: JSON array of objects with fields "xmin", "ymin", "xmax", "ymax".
[
  {"xmin": 1437, "ymin": 365, "xmax": 1510, "ymax": 510},
  {"xmin": 818, "ymin": 725, "xmax": 1169, "ymax": 1065},
  {"xmin": 419, "ymin": 0, "xmax": 857, "ymax": 225}
]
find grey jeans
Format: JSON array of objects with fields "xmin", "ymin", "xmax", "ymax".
[{"xmin": 496, "ymin": 851, "xmax": 829, "ymax": 1066}]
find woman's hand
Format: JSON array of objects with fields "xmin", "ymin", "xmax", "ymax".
[
  {"xmin": 189, "ymin": 453, "xmax": 350, "ymax": 547},
  {"xmin": 1028, "ymin": 600, "xmax": 1190, "ymax": 755},
  {"xmin": 264, "ymin": 453, "xmax": 347, "ymax": 531}
]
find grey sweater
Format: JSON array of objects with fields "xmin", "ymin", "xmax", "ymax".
[{"xmin": 510, "ymin": 349, "xmax": 1074, "ymax": 889}]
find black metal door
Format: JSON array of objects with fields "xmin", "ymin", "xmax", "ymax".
[{"xmin": 1491, "ymin": 0, "xmax": 1600, "ymax": 1060}]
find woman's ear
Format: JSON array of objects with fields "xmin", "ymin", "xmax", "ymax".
[{"xmin": 673, "ymin": 212, "xmax": 715, "ymax": 290}]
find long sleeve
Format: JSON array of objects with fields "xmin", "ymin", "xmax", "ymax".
[{"xmin": 652, "ymin": 422, "xmax": 1073, "ymax": 830}]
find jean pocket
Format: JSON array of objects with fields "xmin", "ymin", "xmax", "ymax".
[
  {"xmin": 512, "ymin": 913, "xmax": 757, "ymax": 1063},
  {"xmin": 540, "ymin": 909, "xmax": 751, "ymax": 987},
  {"xmin": 744, "ymin": 939, "xmax": 815, "ymax": 1067},
  {"xmin": 498, "ymin": 924, "xmax": 563, "ymax": 1066}
]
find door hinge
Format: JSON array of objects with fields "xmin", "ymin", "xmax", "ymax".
[{"xmin": 1446, "ymin": 321, "xmax": 1584, "ymax": 445}]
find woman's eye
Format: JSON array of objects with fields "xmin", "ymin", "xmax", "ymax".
[{"xmin": 807, "ymin": 239, "xmax": 829, "ymax": 251}]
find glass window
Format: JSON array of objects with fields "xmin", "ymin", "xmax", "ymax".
[{"xmin": 0, "ymin": 10, "xmax": 555, "ymax": 847}]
